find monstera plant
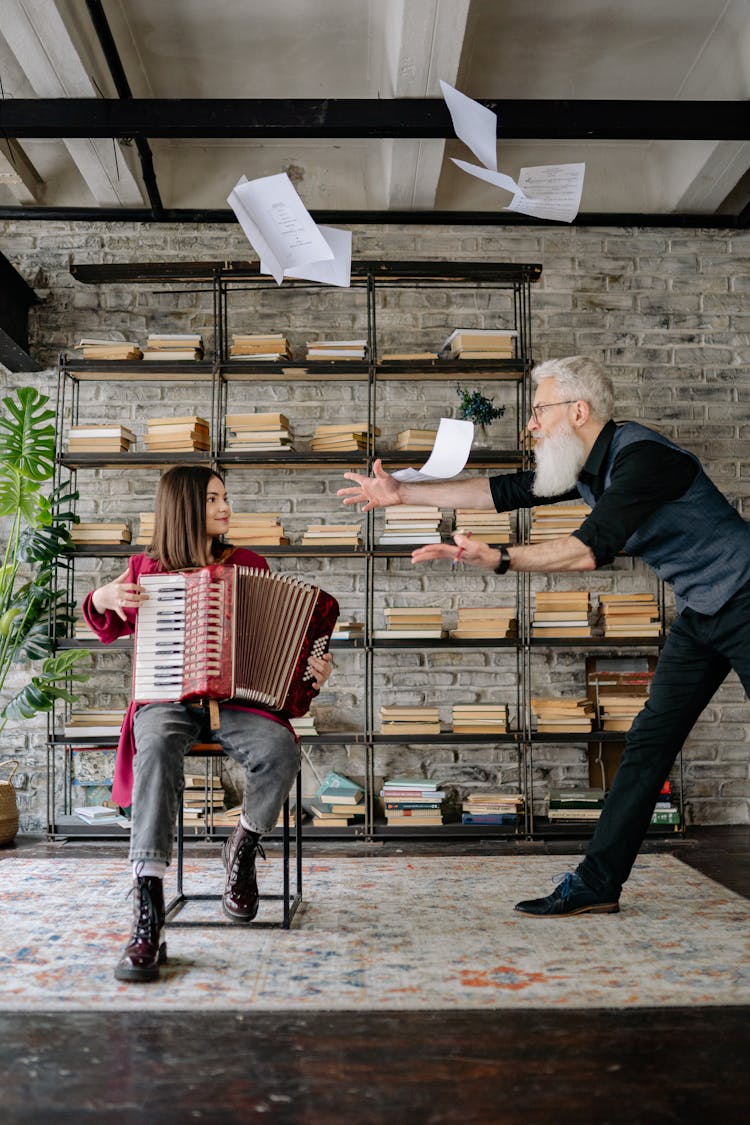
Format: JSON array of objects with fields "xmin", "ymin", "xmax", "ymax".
[{"xmin": 0, "ymin": 386, "xmax": 89, "ymax": 732}]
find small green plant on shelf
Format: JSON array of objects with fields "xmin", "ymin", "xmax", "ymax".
[
  {"xmin": 456, "ymin": 386, "xmax": 506, "ymax": 432},
  {"xmin": 0, "ymin": 387, "xmax": 89, "ymax": 731}
]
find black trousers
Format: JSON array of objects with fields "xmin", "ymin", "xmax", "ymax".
[{"xmin": 578, "ymin": 579, "xmax": 750, "ymax": 898}]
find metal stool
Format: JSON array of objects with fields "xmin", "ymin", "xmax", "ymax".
[{"xmin": 165, "ymin": 743, "xmax": 303, "ymax": 929}]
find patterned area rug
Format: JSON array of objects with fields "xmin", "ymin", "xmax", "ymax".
[{"xmin": 0, "ymin": 854, "xmax": 748, "ymax": 1010}]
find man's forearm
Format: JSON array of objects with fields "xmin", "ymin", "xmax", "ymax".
[
  {"xmin": 505, "ymin": 535, "xmax": 597, "ymax": 573},
  {"xmin": 398, "ymin": 476, "xmax": 495, "ymax": 509}
]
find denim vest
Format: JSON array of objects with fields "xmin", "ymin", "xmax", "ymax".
[{"xmin": 576, "ymin": 422, "xmax": 750, "ymax": 614}]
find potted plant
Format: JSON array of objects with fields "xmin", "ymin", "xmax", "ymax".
[
  {"xmin": 0, "ymin": 386, "xmax": 89, "ymax": 736},
  {"xmin": 456, "ymin": 385, "xmax": 506, "ymax": 444}
]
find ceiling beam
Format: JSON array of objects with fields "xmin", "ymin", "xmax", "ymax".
[
  {"xmin": 1, "ymin": 98, "xmax": 748, "ymax": 140},
  {"xmin": 0, "ymin": 138, "xmax": 44, "ymax": 204}
]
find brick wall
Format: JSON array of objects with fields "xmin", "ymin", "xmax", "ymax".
[{"xmin": 1, "ymin": 220, "xmax": 748, "ymax": 829}]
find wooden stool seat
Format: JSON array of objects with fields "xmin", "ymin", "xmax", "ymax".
[{"xmin": 164, "ymin": 742, "xmax": 302, "ymax": 929}]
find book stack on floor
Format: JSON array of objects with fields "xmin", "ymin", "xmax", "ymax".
[
  {"xmin": 309, "ymin": 423, "xmax": 379, "ymax": 454},
  {"xmin": 309, "ymin": 770, "xmax": 364, "ymax": 827},
  {"xmin": 379, "ymin": 505, "xmax": 442, "ymax": 545},
  {"xmin": 305, "ymin": 339, "xmax": 367, "ymax": 361},
  {"xmin": 531, "ymin": 696, "xmax": 595, "ymax": 734},
  {"xmin": 546, "ymin": 787, "xmax": 606, "ymax": 822},
  {"xmin": 225, "ymin": 412, "xmax": 294, "ymax": 452},
  {"xmin": 651, "ymin": 780, "xmax": 680, "ymax": 827},
  {"xmin": 451, "ymin": 704, "xmax": 509, "ymax": 734},
  {"xmin": 332, "ymin": 619, "xmax": 364, "ymax": 642},
  {"xmin": 144, "ymin": 415, "xmax": 210, "ymax": 452},
  {"xmin": 66, "ymin": 424, "xmax": 137, "ymax": 454},
  {"xmin": 290, "ymin": 713, "xmax": 318, "ymax": 738},
  {"xmin": 70, "ymin": 521, "xmax": 131, "ymax": 546},
  {"xmin": 63, "ymin": 709, "xmax": 126, "ymax": 740},
  {"xmin": 451, "ymin": 606, "xmax": 517, "ymax": 639},
  {"xmin": 453, "ymin": 509, "xmax": 513, "ymax": 544},
  {"xmin": 394, "ymin": 428, "xmax": 437, "ymax": 451},
  {"xmin": 588, "ymin": 667, "xmax": 654, "ymax": 732},
  {"xmin": 379, "ymin": 706, "xmax": 441, "ymax": 736},
  {"xmin": 373, "ymin": 607, "xmax": 445, "ymax": 640},
  {"xmin": 529, "ymin": 503, "xmax": 592, "ymax": 542},
  {"xmin": 182, "ymin": 771, "xmax": 226, "ymax": 826},
  {"xmin": 228, "ymin": 333, "xmax": 291, "ymax": 361},
  {"xmin": 381, "ymin": 778, "xmax": 445, "ymax": 826},
  {"xmin": 227, "ymin": 513, "xmax": 288, "ymax": 546},
  {"xmin": 440, "ymin": 328, "xmax": 517, "ymax": 360},
  {"xmin": 76, "ymin": 337, "xmax": 143, "ymax": 360},
  {"xmin": 597, "ymin": 593, "xmax": 662, "ymax": 638},
  {"xmin": 461, "ymin": 791, "xmax": 523, "ymax": 826},
  {"xmin": 532, "ymin": 590, "xmax": 592, "ymax": 638},
  {"xmin": 143, "ymin": 333, "xmax": 204, "ymax": 361},
  {"xmin": 300, "ymin": 522, "xmax": 362, "ymax": 548}
]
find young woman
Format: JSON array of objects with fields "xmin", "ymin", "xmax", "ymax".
[{"xmin": 83, "ymin": 466, "xmax": 333, "ymax": 982}]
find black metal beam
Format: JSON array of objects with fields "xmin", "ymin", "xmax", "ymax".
[
  {"xmin": 0, "ymin": 252, "xmax": 41, "ymax": 372},
  {"xmin": 0, "ymin": 205, "xmax": 742, "ymax": 228},
  {"xmin": 68, "ymin": 261, "xmax": 543, "ymax": 285},
  {"xmin": 84, "ymin": 0, "xmax": 164, "ymax": 217},
  {"xmin": 0, "ymin": 98, "xmax": 748, "ymax": 140}
]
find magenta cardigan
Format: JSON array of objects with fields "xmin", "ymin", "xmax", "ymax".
[{"xmin": 82, "ymin": 548, "xmax": 297, "ymax": 807}]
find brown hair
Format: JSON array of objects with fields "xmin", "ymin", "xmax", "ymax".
[{"xmin": 147, "ymin": 466, "xmax": 228, "ymax": 571}]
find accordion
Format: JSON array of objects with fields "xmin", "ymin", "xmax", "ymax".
[{"xmin": 132, "ymin": 564, "xmax": 339, "ymax": 717}]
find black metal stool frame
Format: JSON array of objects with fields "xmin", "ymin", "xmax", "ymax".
[{"xmin": 165, "ymin": 747, "xmax": 303, "ymax": 929}]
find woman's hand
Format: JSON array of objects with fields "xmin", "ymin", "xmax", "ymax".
[
  {"xmin": 91, "ymin": 569, "xmax": 148, "ymax": 621},
  {"xmin": 337, "ymin": 458, "xmax": 401, "ymax": 512},
  {"xmin": 307, "ymin": 651, "xmax": 333, "ymax": 690}
]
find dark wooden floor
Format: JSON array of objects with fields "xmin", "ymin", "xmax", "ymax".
[{"xmin": 1, "ymin": 826, "xmax": 748, "ymax": 1124}]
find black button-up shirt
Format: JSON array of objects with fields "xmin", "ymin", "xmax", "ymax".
[{"xmin": 489, "ymin": 419, "xmax": 698, "ymax": 566}]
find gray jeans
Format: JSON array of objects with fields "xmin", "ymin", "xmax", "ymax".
[{"xmin": 129, "ymin": 703, "xmax": 300, "ymax": 865}]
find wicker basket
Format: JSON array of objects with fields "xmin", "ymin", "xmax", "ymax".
[{"xmin": 0, "ymin": 760, "xmax": 20, "ymax": 845}]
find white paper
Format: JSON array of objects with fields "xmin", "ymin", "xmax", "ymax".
[
  {"xmin": 392, "ymin": 418, "xmax": 474, "ymax": 483},
  {"xmin": 504, "ymin": 163, "xmax": 585, "ymax": 223},
  {"xmin": 450, "ymin": 158, "xmax": 520, "ymax": 196},
  {"xmin": 262, "ymin": 224, "xmax": 352, "ymax": 288},
  {"xmin": 440, "ymin": 80, "xmax": 498, "ymax": 172},
  {"xmin": 227, "ymin": 173, "xmax": 334, "ymax": 285}
]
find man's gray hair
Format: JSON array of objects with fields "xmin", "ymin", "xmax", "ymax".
[{"xmin": 532, "ymin": 356, "xmax": 614, "ymax": 422}]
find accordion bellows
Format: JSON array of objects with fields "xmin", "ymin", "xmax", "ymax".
[{"xmin": 133, "ymin": 565, "xmax": 339, "ymax": 717}]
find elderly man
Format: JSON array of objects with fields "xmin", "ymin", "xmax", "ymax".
[{"xmin": 338, "ymin": 355, "xmax": 750, "ymax": 916}]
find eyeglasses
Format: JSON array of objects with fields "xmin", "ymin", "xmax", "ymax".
[{"xmin": 529, "ymin": 400, "xmax": 577, "ymax": 424}]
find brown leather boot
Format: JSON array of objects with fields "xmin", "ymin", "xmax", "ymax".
[
  {"xmin": 222, "ymin": 824, "xmax": 266, "ymax": 922},
  {"xmin": 114, "ymin": 875, "xmax": 167, "ymax": 982}
]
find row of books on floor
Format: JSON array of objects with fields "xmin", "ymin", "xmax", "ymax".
[
  {"xmin": 532, "ymin": 591, "xmax": 662, "ymax": 638},
  {"xmin": 544, "ymin": 781, "xmax": 680, "ymax": 826}
]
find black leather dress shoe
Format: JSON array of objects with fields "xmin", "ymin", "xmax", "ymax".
[
  {"xmin": 114, "ymin": 875, "xmax": 167, "ymax": 982},
  {"xmin": 514, "ymin": 871, "xmax": 620, "ymax": 916},
  {"xmin": 222, "ymin": 824, "xmax": 266, "ymax": 922}
]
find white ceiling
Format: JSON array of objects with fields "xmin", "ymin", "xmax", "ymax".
[{"xmin": 0, "ymin": 0, "xmax": 748, "ymax": 219}]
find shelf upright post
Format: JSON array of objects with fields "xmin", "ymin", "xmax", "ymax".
[{"xmin": 363, "ymin": 268, "xmax": 378, "ymax": 837}]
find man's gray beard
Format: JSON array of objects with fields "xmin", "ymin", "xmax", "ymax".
[{"xmin": 532, "ymin": 422, "xmax": 587, "ymax": 497}]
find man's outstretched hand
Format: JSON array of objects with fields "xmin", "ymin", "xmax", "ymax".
[{"xmin": 337, "ymin": 458, "xmax": 402, "ymax": 512}]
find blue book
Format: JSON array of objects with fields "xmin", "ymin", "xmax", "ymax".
[
  {"xmin": 316, "ymin": 770, "xmax": 363, "ymax": 804},
  {"xmin": 462, "ymin": 812, "xmax": 519, "ymax": 825}
]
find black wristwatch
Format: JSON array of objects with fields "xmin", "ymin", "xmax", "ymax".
[{"xmin": 494, "ymin": 545, "xmax": 511, "ymax": 575}]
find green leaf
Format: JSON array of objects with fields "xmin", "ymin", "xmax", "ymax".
[
  {"xmin": 0, "ymin": 388, "xmax": 56, "ymax": 483},
  {"xmin": 0, "ymin": 466, "xmax": 40, "ymax": 521}
]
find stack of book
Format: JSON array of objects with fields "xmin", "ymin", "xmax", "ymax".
[
  {"xmin": 305, "ymin": 339, "xmax": 367, "ymax": 360},
  {"xmin": 453, "ymin": 509, "xmax": 513, "ymax": 544},
  {"xmin": 290, "ymin": 713, "xmax": 318, "ymax": 737},
  {"xmin": 224, "ymin": 412, "xmax": 294, "ymax": 452},
  {"xmin": 182, "ymin": 771, "xmax": 226, "ymax": 825},
  {"xmin": 595, "ymin": 691, "xmax": 648, "ymax": 732},
  {"xmin": 588, "ymin": 668, "xmax": 654, "ymax": 732},
  {"xmin": 211, "ymin": 806, "xmax": 243, "ymax": 829},
  {"xmin": 63, "ymin": 709, "xmax": 126, "ymax": 740},
  {"xmin": 531, "ymin": 696, "xmax": 595, "ymax": 734},
  {"xmin": 66, "ymin": 424, "xmax": 136, "ymax": 454},
  {"xmin": 461, "ymin": 791, "xmax": 523, "ymax": 825},
  {"xmin": 227, "ymin": 513, "xmax": 288, "ymax": 546},
  {"xmin": 379, "ymin": 706, "xmax": 441, "ymax": 736},
  {"xmin": 74, "ymin": 619, "xmax": 99, "ymax": 642},
  {"xmin": 300, "ymin": 522, "xmax": 362, "ymax": 548},
  {"xmin": 451, "ymin": 704, "xmax": 509, "ymax": 734},
  {"xmin": 135, "ymin": 513, "xmax": 154, "ymax": 546},
  {"xmin": 380, "ymin": 351, "xmax": 438, "ymax": 362},
  {"xmin": 309, "ymin": 423, "xmax": 379, "ymax": 453},
  {"xmin": 332, "ymin": 620, "xmax": 364, "ymax": 642},
  {"xmin": 142, "ymin": 333, "xmax": 204, "ymax": 361},
  {"xmin": 394, "ymin": 428, "xmax": 437, "ymax": 451},
  {"xmin": 76, "ymin": 337, "xmax": 142, "ymax": 360},
  {"xmin": 451, "ymin": 606, "xmax": 517, "ymax": 639},
  {"xmin": 73, "ymin": 804, "xmax": 120, "ymax": 824},
  {"xmin": 379, "ymin": 506, "xmax": 442, "ymax": 545},
  {"xmin": 309, "ymin": 770, "xmax": 364, "ymax": 827},
  {"xmin": 144, "ymin": 415, "xmax": 210, "ymax": 452},
  {"xmin": 70, "ymin": 521, "xmax": 131, "ymax": 546},
  {"xmin": 373, "ymin": 607, "xmax": 444, "ymax": 640},
  {"xmin": 228, "ymin": 333, "xmax": 291, "ymax": 361},
  {"xmin": 381, "ymin": 778, "xmax": 445, "ymax": 826},
  {"xmin": 598, "ymin": 593, "xmax": 661, "ymax": 638},
  {"xmin": 651, "ymin": 780, "xmax": 680, "ymax": 827},
  {"xmin": 546, "ymin": 787, "xmax": 606, "ymax": 822},
  {"xmin": 532, "ymin": 590, "xmax": 592, "ymax": 638},
  {"xmin": 529, "ymin": 503, "xmax": 592, "ymax": 542},
  {"xmin": 440, "ymin": 328, "xmax": 516, "ymax": 360}
]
